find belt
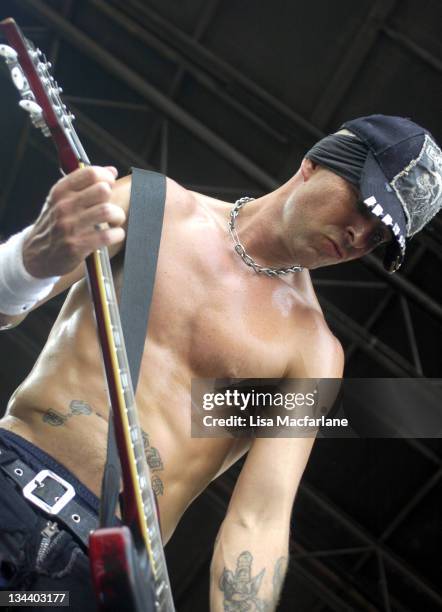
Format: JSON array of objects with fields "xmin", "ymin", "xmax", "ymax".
[{"xmin": 0, "ymin": 446, "xmax": 99, "ymax": 549}]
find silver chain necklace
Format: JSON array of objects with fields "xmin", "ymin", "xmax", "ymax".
[{"xmin": 228, "ymin": 197, "xmax": 303, "ymax": 277}]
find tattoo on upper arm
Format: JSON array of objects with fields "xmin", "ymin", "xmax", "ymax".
[{"xmin": 219, "ymin": 551, "xmax": 287, "ymax": 611}]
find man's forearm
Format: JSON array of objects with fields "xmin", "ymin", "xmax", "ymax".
[{"xmin": 210, "ymin": 518, "xmax": 289, "ymax": 611}]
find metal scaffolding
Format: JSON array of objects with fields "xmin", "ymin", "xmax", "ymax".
[{"xmin": 1, "ymin": 1, "xmax": 441, "ymax": 610}]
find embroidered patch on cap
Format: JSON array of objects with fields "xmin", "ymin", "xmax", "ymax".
[{"xmin": 391, "ymin": 134, "xmax": 442, "ymax": 237}]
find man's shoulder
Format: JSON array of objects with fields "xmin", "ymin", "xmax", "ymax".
[
  {"xmin": 163, "ymin": 176, "xmax": 210, "ymax": 219},
  {"xmin": 287, "ymin": 294, "xmax": 344, "ymax": 378},
  {"xmin": 284, "ymin": 274, "xmax": 328, "ymax": 335},
  {"xmin": 122, "ymin": 172, "xmax": 196, "ymax": 217}
]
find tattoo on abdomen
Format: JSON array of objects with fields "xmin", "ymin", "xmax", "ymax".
[
  {"xmin": 142, "ymin": 430, "xmax": 165, "ymax": 496},
  {"xmin": 42, "ymin": 400, "xmax": 92, "ymax": 426},
  {"xmin": 219, "ymin": 551, "xmax": 287, "ymax": 611},
  {"xmin": 41, "ymin": 402, "xmax": 166, "ymax": 497}
]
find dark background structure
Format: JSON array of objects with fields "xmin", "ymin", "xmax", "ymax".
[{"xmin": 0, "ymin": 1, "xmax": 441, "ymax": 610}]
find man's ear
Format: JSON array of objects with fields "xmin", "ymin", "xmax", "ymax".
[{"xmin": 300, "ymin": 158, "xmax": 317, "ymax": 182}]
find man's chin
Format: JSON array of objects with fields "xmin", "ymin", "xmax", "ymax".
[{"xmin": 310, "ymin": 257, "xmax": 347, "ymax": 270}]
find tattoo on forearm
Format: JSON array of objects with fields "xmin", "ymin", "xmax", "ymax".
[
  {"xmin": 272, "ymin": 556, "xmax": 288, "ymax": 603},
  {"xmin": 42, "ymin": 400, "xmax": 92, "ymax": 426},
  {"xmin": 219, "ymin": 551, "xmax": 287, "ymax": 611},
  {"xmin": 142, "ymin": 429, "xmax": 165, "ymax": 496}
]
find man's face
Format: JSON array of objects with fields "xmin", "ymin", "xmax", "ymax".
[{"xmin": 284, "ymin": 160, "xmax": 393, "ymax": 269}]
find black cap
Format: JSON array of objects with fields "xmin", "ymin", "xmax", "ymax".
[{"xmin": 341, "ymin": 115, "xmax": 442, "ymax": 272}]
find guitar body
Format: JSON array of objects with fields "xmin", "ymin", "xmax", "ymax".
[{"xmin": 89, "ymin": 527, "xmax": 156, "ymax": 612}]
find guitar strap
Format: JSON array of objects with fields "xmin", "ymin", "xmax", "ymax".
[{"xmin": 99, "ymin": 168, "xmax": 166, "ymax": 528}]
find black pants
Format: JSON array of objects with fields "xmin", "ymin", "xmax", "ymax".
[{"xmin": 0, "ymin": 430, "xmax": 98, "ymax": 611}]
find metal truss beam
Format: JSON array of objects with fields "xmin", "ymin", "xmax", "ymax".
[
  {"xmin": 0, "ymin": 121, "xmax": 30, "ymax": 222},
  {"xmin": 362, "ymin": 254, "xmax": 442, "ymax": 322},
  {"xmin": 141, "ymin": 0, "xmax": 223, "ymax": 162},
  {"xmin": 292, "ymin": 542, "xmax": 389, "ymax": 612},
  {"xmin": 349, "ymin": 465, "xmax": 442, "ymax": 583},
  {"xmin": 345, "ymin": 245, "xmax": 425, "ymax": 365},
  {"xmin": 120, "ymin": 0, "xmax": 324, "ymax": 142},
  {"xmin": 94, "ymin": 0, "xmax": 287, "ymax": 146},
  {"xmin": 64, "ymin": 95, "xmax": 152, "ymax": 113},
  {"xmin": 311, "ymin": 0, "xmax": 397, "ymax": 129},
  {"xmin": 301, "ymin": 483, "xmax": 442, "ymax": 608},
  {"xmin": 7, "ymin": 0, "xmax": 441, "ymax": 382},
  {"xmin": 23, "ymin": 0, "xmax": 278, "ymax": 190},
  {"xmin": 291, "ymin": 557, "xmax": 363, "ymax": 612},
  {"xmin": 68, "ymin": 104, "xmax": 152, "ymax": 170},
  {"xmin": 382, "ymin": 25, "xmax": 442, "ymax": 73},
  {"xmin": 320, "ymin": 296, "xmax": 422, "ymax": 377},
  {"xmin": 400, "ymin": 296, "xmax": 423, "ymax": 374}
]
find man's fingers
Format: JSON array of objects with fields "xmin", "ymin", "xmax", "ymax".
[
  {"xmin": 76, "ymin": 202, "xmax": 126, "ymax": 231},
  {"xmin": 65, "ymin": 181, "xmax": 114, "ymax": 210},
  {"xmin": 80, "ymin": 226, "xmax": 126, "ymax": 252},
  {"xmin": 68, "ymin": 166, "xmax": 118, "ymax": 191},
  {"xmin": 49, "ymin": 166, "xmax": 118, "ymax": 201}
]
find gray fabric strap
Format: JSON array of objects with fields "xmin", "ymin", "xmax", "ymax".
[
  {"xmin": 120, "ymin": 169, "xmax": 166, "ymax": 388},
  {"xmin": 100, "ymin": 168, "xmax": 166, "ymax": 528}
]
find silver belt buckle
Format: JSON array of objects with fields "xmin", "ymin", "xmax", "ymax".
[{"xmin": 22, "ymin": 469, "xmax": 75, "ymax": 515}]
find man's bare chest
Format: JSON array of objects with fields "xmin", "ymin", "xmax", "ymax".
[{"xmin": 127, "ymin": 228, "xmax": 294, "ymax": 381}]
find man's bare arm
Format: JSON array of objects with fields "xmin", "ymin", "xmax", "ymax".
[
  {"xmin": 0, "ymin": 166, "xmax": 131, "ymax": 330},
  {"xmin": 210, "ymin": 326, "xmax": 344, "ymax": 611}
]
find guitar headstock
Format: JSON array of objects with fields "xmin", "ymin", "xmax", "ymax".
[{"xmin": 0, "ymin": 17, "xmax": 88, "ymax": 172}]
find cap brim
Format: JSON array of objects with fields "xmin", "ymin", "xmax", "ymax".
[{"xmin": 360, "ymin": 152, "xmax": 407, "ymax": 273}]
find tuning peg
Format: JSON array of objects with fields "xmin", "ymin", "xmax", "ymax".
[
  {"xmin": 11, "ymin": 66, "xmax": 29, "ymax": 92},
  {"xmin": 19, "ymin": 99, "xmax": 43, "ymax": 117},
  {"xmin": 0, "ymin": 44, "xmax": 18, "ymax": 63},
  {"xmin": 62, "ymin": 113, "xmax": 75, "ymax": 125},
  {"xmin": 19, "ymin": 99, "xmax": 50, "ymax": 137}
]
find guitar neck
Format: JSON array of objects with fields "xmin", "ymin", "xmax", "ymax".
[
  {"xmin": 0, "ymin": 17, "xmax": 174, "ymax": 611},
  {"xmin": 87, "ymin": 248, "xmax": 174, "ymax": 610}
]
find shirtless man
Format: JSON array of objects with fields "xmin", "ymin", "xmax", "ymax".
[{"xmin": 0, "ymin": 115, "xmax": 441, "ymax": 611}]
